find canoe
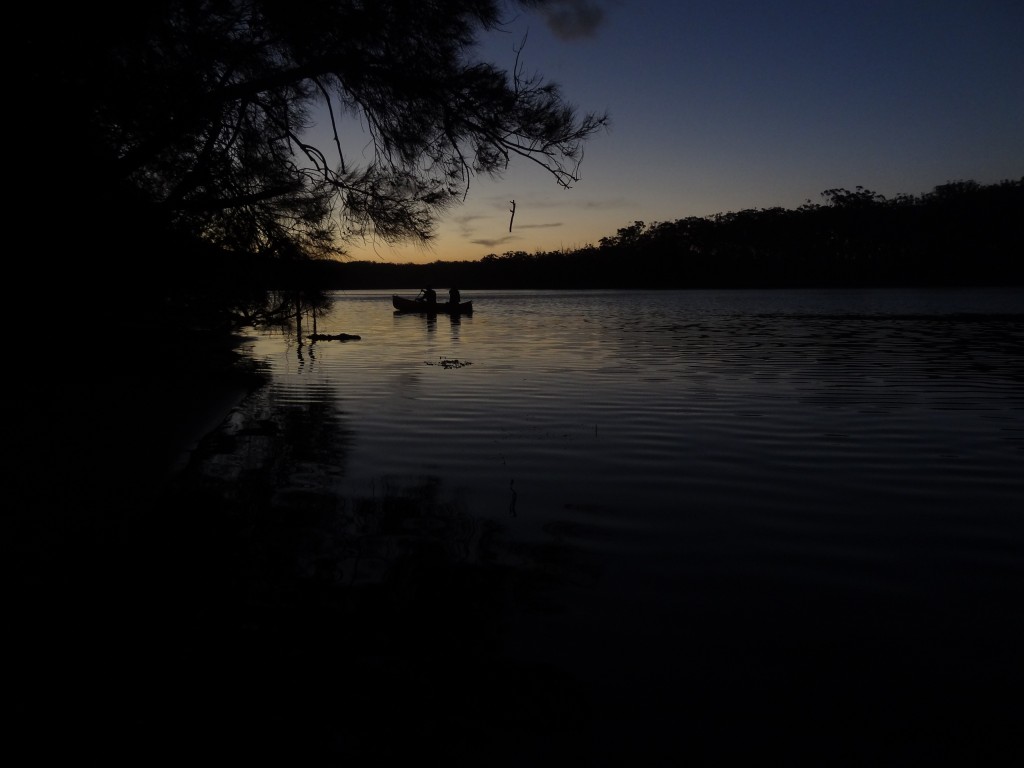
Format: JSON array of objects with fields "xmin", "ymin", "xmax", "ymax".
[{"xmin": 392, "ymin": 295, "xmax": 473, "ymax": 314}]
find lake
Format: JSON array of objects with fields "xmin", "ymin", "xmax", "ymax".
[{"xmin": 187, "ymin": 287, "xmax": 1023, "ymax": 764}]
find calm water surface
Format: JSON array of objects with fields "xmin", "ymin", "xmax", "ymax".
[{"xmin": 225, "ymin": 287, "xmax": 1022, "ymax": 762}]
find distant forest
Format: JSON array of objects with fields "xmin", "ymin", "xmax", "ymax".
[{"xmin": 288, "ymin": 178, "xmax": 1022, "ymax": 290}]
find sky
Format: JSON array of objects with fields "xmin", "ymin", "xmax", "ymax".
[{"xmin": 312, "ymin": 0, "xmax": 1024, "ymax": 264}]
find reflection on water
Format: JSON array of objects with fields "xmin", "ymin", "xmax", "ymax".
[
  {"xmin": 164, "ymin": 379, "xmax": 594, "ymax": 763},
  {"xmin": 194, "ymin": 288, "xmax": 1022, "ymax": 764}
]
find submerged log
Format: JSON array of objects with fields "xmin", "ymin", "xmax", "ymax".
[{"xmin": 308, "ymin": 333, "xmax": 361, "ymax": 341}]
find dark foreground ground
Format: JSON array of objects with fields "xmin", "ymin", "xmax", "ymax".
[{"xmin": 10, "ymin": 329, "xmax": 1023, "ymax": 766}]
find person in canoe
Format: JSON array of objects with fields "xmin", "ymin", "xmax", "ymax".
[
  {"xmin": 417, "ymin": 286, "xmax": 437, "ymax": 304},
  {"xmin": 448, "ymin": 287, "xmax": 461, "ymax": 306}
]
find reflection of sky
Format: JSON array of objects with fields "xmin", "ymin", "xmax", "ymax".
[
  {"xmin": 306, "ymin": 0, "xmax": 1024, "ymax": 264},
  {"xmin": 247, "ymin": 289, "xmax": 1024, "ymax": 526}
]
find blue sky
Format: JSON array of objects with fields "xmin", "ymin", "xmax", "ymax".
[{"xmin": 318, "ymin": 0, "xmax": 1024, "ymax": 263}]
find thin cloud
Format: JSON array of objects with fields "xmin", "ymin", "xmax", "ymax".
[
  {"xmin": 452, "ymin": 212, "xmax": 490, "ymax": 237},
  {"xmin": 518, "ymin": 222, "xmax": 563, "ymax": 230},
  {"xmin": 540, "ymin": 0, "xmax": 606, "ymax": 40},
  {"xmin": 471, "ymin": 235, "xmax": 518, "ymax": 248},
  {"xmin": 582, "ymin": 197, "xmax": 629, "ymax": 210},
  {"xmin": 453, "ymin": 213, "xmax": 490, "ymax": 226}
]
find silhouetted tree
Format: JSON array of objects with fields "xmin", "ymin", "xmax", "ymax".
[
  {"xmin": 321, "ymin": 178, "xmax": 1023, "ymax": 289},
  {"xmin": 21, "ymin": 0, "xmax": 608, "ymax": 327}
]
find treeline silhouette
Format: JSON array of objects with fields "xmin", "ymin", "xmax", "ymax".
[{"xmin": 290, "ymin": 178, "xmax": 1022, "ymax": 290}]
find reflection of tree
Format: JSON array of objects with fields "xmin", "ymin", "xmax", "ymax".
[
  {"xmin": 172, "ymin": 392, "xmax": 523, "ymax": 650},
  {"xmin": 146, "ymin": 385, "xmax": 596, "ymax": 763}
]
